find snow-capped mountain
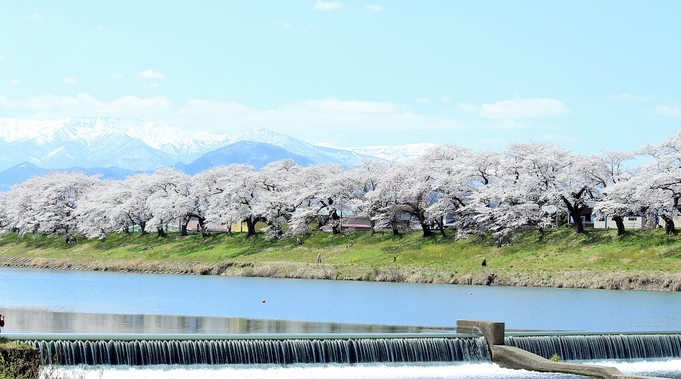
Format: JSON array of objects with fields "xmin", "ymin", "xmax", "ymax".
[
  {"xmin": 226, "ymin": 127, "xmax": 369, "ymax": 167},
  {"xmin": 326, "ymin": 143, "xmax": 437, "ymax": 162},
  {"xmin": 0, "ymin": 117, "xmax": 432, "ymax": 177},
  {"xmin": 0, "ymin": 118, "xmax": 229, "ymax": 171}
]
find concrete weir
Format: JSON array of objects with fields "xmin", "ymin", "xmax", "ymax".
[{"xmin": 456, "ymin": 320, "xmax": 665, "ymax": 379}]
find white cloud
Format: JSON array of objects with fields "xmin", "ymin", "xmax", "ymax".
[
  {"xmin": 458, "ymin": 103, "xmax": 478, "ymax": 113},
  {"xmin": 137, "ymin": 69, "xmax": 166, "ymax": 80},
  {"xmin": 314, "ymin": 1, "xmax": 344, "ymax": 11},
  {"xmin": 27, "ymin": 14, "xmax": 45, "ymax": 22},
  {"xmin": 0, "ymin": 54, "xmax": 6, "ymax": 60},
  {"xmin": 612, "ymin": 93, "xmax": 652, "ymax": 102},
  {"xmin": 275, "ymin": 22, "xmax": 292, "ymax": 29},
  {"xmin": 292, "ymin": 98, "xmax": 402, "ymax": 113},
  {"xmin": 113, "ymin": 74, "xmax": 124, "ymax": 79},
  {"xmin": 0, "ymin": 93, "xmax": 173, "ymax": 121},
  {"xmin": 478, "ymin": 97, "xmax": 569, "ymax": 119},
  {"xmin": 9, "ymin": 79, "xmax": 20, "ymax": 85},
  {"xmin": 415, "ymin": 98, "xmax": 432, "ymax": 104},
  {"xmin": 64, "ymin": 77, "xmax": 78, "ymax": 85},
  {"xmin": 366, "ymin": 4, "xmax": 383, "ymax": 11},
  {"xmin": 0, "ymin": 94, "xmax": 466, "ymax": 144},
  {"xmin": 655, "ymin": 105, "xmax": 681, "ymax": 118},
  {"xmin": 440, "ymin": 96, "xmax": 451, "ymax": 103},
  {"xmin": 538, "ymin": 133, "xmax": 574, "ymax": 142},
  {"xmin": 482, "ymin": 120, "xmax": 527, "ymax": 130}
]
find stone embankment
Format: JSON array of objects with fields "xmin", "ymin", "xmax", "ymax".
[{"xmin": 3, "ymin": 256, "xmax": 681, "ymax": 292}]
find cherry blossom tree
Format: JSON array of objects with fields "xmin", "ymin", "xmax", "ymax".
[
  {"xmin": 75, "ymin": 179, "xmax": 127, "ymax": 239},
  {"xmin": 365, "ymin": 160, "xmax": 435, "ymax": 237},
  {"xmin": 197, "ymin": 164, "xmax": 264, "ymax": 237},
  {"xmin": 588, "ymin": 150, "xmax": 637, "ymax": 235},
  {"xmin": 286, "ymin": 164, "xmax": 353, "ymax": 235},
  {"xmin": 255, "ymin": 159, "xmax": 301, "ymax": 239},
  {"xmin": 145, "ymin": 168, "xmax": 194, "ymax": 237},
  {"xmin": 345, "ymin": 158, "xmax": 388, "ymax": 235},
  {"xmin": 636, "ymin": 132, "xmax": 681, "ymax": 234},
  {"xmin": 4, "ymin": 171, "xmax": 100, "ymax": 238},
  {"xmin": 419, "ymin": 145, "xmax": 492, "ymax": 237},
  {"xmin": 115, "ymin": 173, "xmax": 157, "ymax": 234},
  {"xmin": 465, "ymin": 143, "xmax": 566, "ymax": 239}
]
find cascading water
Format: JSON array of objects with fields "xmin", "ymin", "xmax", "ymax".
[
  {"xmin": 505, "ymin": 334, "xmax": 681, "ymax": 361},
  {"xmin": 25, "ymin": 337, "xmax": 491, "ymax": 366}
]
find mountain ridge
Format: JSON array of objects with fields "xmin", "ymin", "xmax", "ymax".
[{"xmin": 0, "ymin": 117, "xmax": 433, "ymax": 190}]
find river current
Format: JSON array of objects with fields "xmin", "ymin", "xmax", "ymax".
[{"xmin": 2, "ymin": 267, "xmax": 681, "ymax": 378}]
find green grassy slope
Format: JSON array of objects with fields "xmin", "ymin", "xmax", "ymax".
[{"xmin": 1, "ymin": 228, "xmax": 680, "ymax": 290}]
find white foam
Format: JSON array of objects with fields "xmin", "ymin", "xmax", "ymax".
[{"xmin": 42, "ymin": 362, "xmax": 567, "ymax": 379}]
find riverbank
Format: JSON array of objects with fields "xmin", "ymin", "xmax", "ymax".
[
  {"xmin": 1, "ymin": 228, "xmax": 680, "ymax": 291},
  {"xmin": 0, "ymin": 339, "xmax": 40, "ymax": 379}
]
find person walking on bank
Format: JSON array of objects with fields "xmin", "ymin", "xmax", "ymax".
[
  {"xmin": 0, "ymin": 313, "xmax": 4, "ymax": 333},
  {"xmin": 317, "ymin": 253, "xmax": 322, "ymax": 263}
]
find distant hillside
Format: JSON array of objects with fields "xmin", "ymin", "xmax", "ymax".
[
  {"xmin": 0, "ymin": 163, "xmax": 50, "ymax": 191},
  {"xmin": 174, "ymin": 141, "xmax": 315, "ymax": 174},
  {"xmin": 0, "ymin": 162, "xmax": 139, "ymax": 191}
]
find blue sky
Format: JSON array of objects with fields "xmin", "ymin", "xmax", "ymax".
[{"xmin": 1, "ymin": 1, "xmax": 680, "ymax": 154}]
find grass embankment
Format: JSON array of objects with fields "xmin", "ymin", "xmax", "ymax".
[
  {"xmin": 1, "ymin": 228, "xmax": 681, "ymax": 291},
  {"xmin": 0, "ymin": 339, "xmax": 40, "ymax": 379}
]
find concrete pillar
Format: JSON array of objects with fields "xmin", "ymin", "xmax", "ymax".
[{"xmin": 456, "ymin": 319, "xmax": 505, "ymax": 346}]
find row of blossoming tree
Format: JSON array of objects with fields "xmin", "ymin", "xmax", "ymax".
[{"xmin": 1, "ymin": 131, "xmax": 681, "ymax": 241}]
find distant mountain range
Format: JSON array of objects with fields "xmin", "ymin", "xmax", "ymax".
[
  {"xmin": 0, "ymin": 117, "xmax": 433, "ymax": 190},
  {"xmin": 174, "ymin": 141, "xmax": 315, "ymax": 175}
]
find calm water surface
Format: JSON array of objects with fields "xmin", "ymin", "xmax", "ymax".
[{"xmin": 1, "ymin": 267, "xmax": 681, "ymax": 334}]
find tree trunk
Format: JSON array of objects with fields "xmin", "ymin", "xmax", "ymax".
[
  {"xmin": 179, "ymin": 217, "xmax": 189, "ymax": 236},
  {"xmin": 156, "ymin": 226, "xmax": 166, "ymax": 238},
  {"xmin": 391, "ymin": 218, "xmax": 399, "ymax": 235},
  {"xmin": 245, "ymin": 216, "xmax": 257, "ymax": 237},
  {"xmin": 662, "ymin": 215, "xmax": 676, "ymax": 235},
  {"xmin": 561, "ymin": 187, "xmax": 590, "ymax": 234},
  {"xmin": 330, "ymin": 209, "xmax": 341, "ymax": 235},
  {"xmin": 413, "ymin": 210, "xmax": 432, "ymax": 238},
  {"xmin": 369, "ymin": 219, "xmax": 376, "ymax": 235},
  {"xmin": 139, "ymin": 221, "xmax": 147, "ymax": 235},
  {"xmin": 569, "ymin": 209, "xmax": 584, "ymax": 233},
  {"xmin": 197, "ymin": 217, "xmax": 210, "ymax": 237},
  {"xmin": 561, "ymin": 197, "xmax": 585, "ymax": 234},
  {"xmin": 436, "ymin": 216, "xmax": 446, "ymax": 237},
  {"xmin": 612, "ymin": 215, "xmax": 625, "ymax": 236},
  {"xmin": 419, "ymin": 220, "xmax": 432, "ymax": 238}
]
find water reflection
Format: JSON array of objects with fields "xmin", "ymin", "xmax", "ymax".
[{"xmin": 0, "ymin": 307, "xmax": 456, "ymax": 334}]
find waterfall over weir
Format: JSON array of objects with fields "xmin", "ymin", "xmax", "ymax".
[
  {"xmin": 25, "ymin": 337, "xmax": 491, "ymax": 366},
  {"xmin": 22, "ymin": 333, "xmax": 681, "ymax": 367},
  {"xmin": 505, "ymin": 334, "xmax": 681, "ymax": 361}
]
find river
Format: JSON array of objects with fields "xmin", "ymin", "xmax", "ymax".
[
  {"xmin": 1, "ymin": 267, "xmax": 681, "ymax": 333},
  {"xmin": 1, "ymin": 267, "xmax": 681, "ymax": 378}
]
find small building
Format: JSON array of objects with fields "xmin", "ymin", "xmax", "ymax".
[{"xmin": 594, "ymin": 216, "xmax": 646, "ymax": 229}]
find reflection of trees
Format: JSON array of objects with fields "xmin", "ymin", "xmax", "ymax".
[{"xmin": 1, "ymin": 308, "xmax": 450, "ymax": 334}]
